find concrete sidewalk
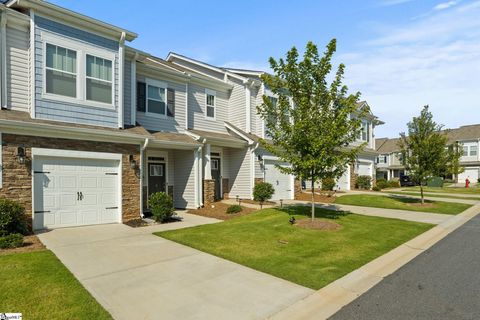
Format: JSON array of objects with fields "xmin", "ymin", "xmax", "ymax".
[
  {"xmin": 269, "ymin": 204, "xmax": 480, "ymax": 320},
  {"xmin": 339, "ymin": 190, "xmax": 479, "ymax": 205},
  {"xmin": 285, "ymin": 200, "xmax": 452, "ymax": 224},
  {"xmin": 37, "ymin": 212, "xmax": 312, "ymax": 320}
]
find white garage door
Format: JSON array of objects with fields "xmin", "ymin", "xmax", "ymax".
[
  {"xmin": 33, "ymin": 156, "xmax": 120, "ymax": 230},
  {"xmin": 335, "ymin": 166, "xmax": 350, "ymax": 191},
  {"xmin": 357, "ymin": 162, "xmax": 372, "ymax": 177},
  {"xmin": 264, "ymin": 160, "xmax": 293, "ymax": 200},
  {"xmin": 458, "ymin": 167, "xmax": 479, "ymax": 183}
]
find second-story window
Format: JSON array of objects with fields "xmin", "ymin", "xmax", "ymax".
[
  {"xmin": 45, "ymin": 43, "xmax": 77, "ymax": 98},
  {"xmin": 470, "ymin": 145, "xmax": 478, "ymax": 156},
  {"xmin": 359, "ymin": 121, "xmax": 370, "ymax": 142},
  {"xmin": 147, "ymin": 84, "xmax": 166, "ymax": 115},
  {"xmin": 205, "ymin": 89, "xmax": 216, "ymax": 119},
  {"xmin": 463, "ymin": 145, "xmax": 469, "ymax": 156},
  {"xmin": 86, "ymin": 55, "xmax": 113, "ymax": 104}
]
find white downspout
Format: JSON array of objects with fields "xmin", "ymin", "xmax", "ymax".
[
  {"xmin": 245, "ymin": 81, "xmax": 251, "ymax": 133},
  {"xmin": 185, "ymin": 80, "xmax": 189, "ymax": 130},
  {"xmin": 29, "ymin": 10, "xmax": 35, "ymax": 118},
  {"xmin": 1, "ymin": 11, "xmax": 7, "ymax": 109},
  {"xmin": 118, "ymin": 32, "xmax": 126, "ymax": 129},
  {"xmin": 140, "ymin": 138, "xmax": 149, "ymax": 218},
  {"xmin": 250, "ymin": 142, "xmax": 259, "ymax": 199}
]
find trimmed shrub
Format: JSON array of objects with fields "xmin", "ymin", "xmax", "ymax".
[
  {"xmin": 148, "ymin": 192, "xmax": 175, "ymax": 222},
  {"xmin": 372, "ymin": 186, "xmax": 381, "ymax": 192},
  {"xmin": 0, "ymin": 199, "xmax": 27, "ymax": 236},
  {"xmin": 376, "ymin": 179, "xmax": 388, "ymax": 190},
  {"xmin": 477, "ymin": 178, "xmax": 480, "ymax": 183},
  {"xmin": 253, "ymin": 182, "xmax": 275, "ymax": 203},
  {"xmin": 226, "ymin": 205, "xmax": 242, "ymax": 214},
  {"xmin": 321, "ymin": 177, "xmax": 336, "ymax": 191},
  {"xmin": 0, "ymin": 233, "xmax": 23, "ymax": 249},
  {"xmin": 356, "ymin": 175, "xmax": 372, "ymax": 190},
  {"xmin": 387, "ymin": 180, "xmax": 400, "ymax": 188}
]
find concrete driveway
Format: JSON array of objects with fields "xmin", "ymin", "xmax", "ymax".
[{"xmin": 37, "ymin": 214, "xmax": 312, "ymax": 320}]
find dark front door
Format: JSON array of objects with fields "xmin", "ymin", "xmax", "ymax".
[
  {"xmin": 148, "ymin": 163, "xmax": 166, "ymax": 197},
  {"xmin": 211, "ymin": 157, "xmax": 221, "ymax": 200}
]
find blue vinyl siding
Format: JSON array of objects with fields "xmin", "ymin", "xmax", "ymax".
[{"xmin": 34, "ymin": 16, "xmax": 120, "ymax": 127}]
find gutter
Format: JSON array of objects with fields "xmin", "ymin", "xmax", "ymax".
[
  {"xmin": 117, "ymin": 31, "xmax": 126, "ymax": 129},
  {"xmin": 139, "ymin": 138, "xmax": 150, "ymax": 218},
  {"xmin": 0, "ymin": 10, "xmax": 6, "ymax": 109}
]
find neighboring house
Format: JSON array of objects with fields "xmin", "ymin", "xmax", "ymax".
[
  {"xmin": 0, "ymin": 0, "xmax": 384, "ymax": 232},
  {"xmin": 375, "ymin": 124, "xmax": 480, "ymax": 183}
]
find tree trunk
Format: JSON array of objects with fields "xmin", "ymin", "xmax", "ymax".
[
  {"xmin": 420, "ymin": 184, "xmax": 425, "ymax": 205},
  {"xmin": 311, "ymin": 176, "xmax": 315, "ymax": 222}
]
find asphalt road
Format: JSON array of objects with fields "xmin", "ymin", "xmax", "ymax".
[{"xmin": 330, "ymin": 214, "xmax": 480, "ymax": 320}]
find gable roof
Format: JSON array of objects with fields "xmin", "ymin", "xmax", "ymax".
[{"xmin": 376, "ymin": 138, "xmax": 401, "ymax": 153}]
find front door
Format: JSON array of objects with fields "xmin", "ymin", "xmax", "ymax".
[
  {"xmin": 148, "ymin": 163, "xmax": 166, "ymax": 197},
  {"xmin": 211, "ymin": 157, "xmax": 222, "ymax": 200}
]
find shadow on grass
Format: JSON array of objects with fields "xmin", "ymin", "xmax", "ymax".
[
  {"xmin": 387, "ymin": 194, "xmax": 435, "ymax": 204},
  {"xmin": 279, "ymin": 205, "xmax": 350, "ymax": 220}
]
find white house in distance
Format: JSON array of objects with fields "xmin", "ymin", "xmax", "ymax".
[{"xmin": 375, "ymin": 124, "xmax": 480, "ymax": 183}]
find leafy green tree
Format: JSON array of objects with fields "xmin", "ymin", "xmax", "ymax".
[
  {"xmin": 399, "ymin": 106, "xmax": 448, "ymax": 203},
  {"xmin": 444, "ymin": 141, "xmax": 464, "ymax": 181},
  {"xmin": 257, "ymin": 40, "xmax": 366, "ymax": 221}
]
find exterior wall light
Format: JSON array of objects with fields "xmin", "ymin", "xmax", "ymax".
[
  {"xmin": 129, "ymin": 154, "xmax": 137, "ymax": 169},
  {"xmin": 17, "ymin": 146, "xmax": 26, "ymax": 165}
]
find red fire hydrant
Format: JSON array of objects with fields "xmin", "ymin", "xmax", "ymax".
[{"xmin": 466, "ymin": 178, "xmax": 470, "ymax": 188}]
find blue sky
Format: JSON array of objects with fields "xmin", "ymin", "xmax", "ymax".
[{"xmin": 51, "ymin": 0, "xmax": 479, "ymax": 138}]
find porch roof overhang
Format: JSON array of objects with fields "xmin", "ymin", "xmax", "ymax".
[
  {"xmin": 148, "ymin": 131, "xmax": 202, "ymax": 150},
  {"xmin": 186, "ymin": 129, "xmax": 248, "ymax": 148}
]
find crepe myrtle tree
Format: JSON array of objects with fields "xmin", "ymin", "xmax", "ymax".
[
  {"xmin": 399, "ymin": 106, "xmax": 449, "ymax": 204},
  {"xmin": 257, "ymin": 39, "xmax": 366, "ymax": 222}
]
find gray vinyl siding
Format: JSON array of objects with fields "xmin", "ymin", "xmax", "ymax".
[
  {"xmin": 228, "ymin": 147, "xmax": 251, "ymax": 199},
  {"xmin": 250, "ymin": 85, "xmax": 259, "ymax": 135},
  {"xmin": 6, "ymin": 25, "xmax": 30, "ymax": 112},
  {"xmin": 135, "ymin": 73, "xmax": 186, "ymax": 132},
  {"xmin": 188, "ymin": 82, "xmax": 229, "ymax": 133},
  {"xmin": 170, "ymin": 58, "xmax": 224, "ymax": 80},
  {"xmin": 222, "ymin": 147, "xmax": 230, "ymax": 179},
  {"xmin": 253, "ymin": 85, "xmax": 264, "ymax": 137},
  {"xmin": 34, "ymin": 16, "xmax": 120, "ymax": 127},
  {"xmin": 123, "ymin": 56, "xmax": 132, "ymax": 126},
  {"xmin": 173, "ymin": 149, "xmax": 196, "ymax": 208},
  {"xmin": 227, "ymin": 77, "xmax": 246, "ymax": 131}
]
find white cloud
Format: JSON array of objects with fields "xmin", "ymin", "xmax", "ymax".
[
  {"xmin": 434, "ymin": 1, "xmax": 459, "ymax": 10},
  {"xmin": 379, "ymin": 0, "xmax": 416, "ymax": 6},
  {"xmin": 342, "ymin": 1, "xmax": 480, "ymax": 137}
]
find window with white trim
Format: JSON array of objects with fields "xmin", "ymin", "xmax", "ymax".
[
  {"xmin": 205, "ymin": 89, "xmax": 216, "ymax": 119},
  {"xmin": 470, "ymin": 145, "xmax": 478, "ymax": 156},
  {"xmin": 359, "ymin": 121, "xmax": 370, "ymax": 142},
  {"xmin": 86, "ymin": 55, "xmax": 113, "ymax": 104},
  {"xmin": 45, "ymin": 43, "xmax": 77, "ymax": 98},
  {"xmin": 150, "ymin": 164, "xmax": 164, "ymax": 176},
  {"xmin": 147, "ymin": 84, "xmax": 166, "ymax": 115},
  {"xmin": 463, "ymin": 145, "xmax": 469, "ymax": 156}
]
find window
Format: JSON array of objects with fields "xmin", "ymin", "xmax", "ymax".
[
  {"xmin": 470, "ymin": 145, "xmax": 478, "ymax": 156},
  {"xmin": 147, "ymin": 85, "xmax": 166, "ymax": 115},
  {"xmin": 45, "ymin": 43, "xmax": 77, "ymax": 97},
  {"xmin": 377, "ymin": 155, "xmax": 386, "ymax": 164},
  {"xmin": 167, "ymin": 88, "xmax": 175, "ymax": 117},
  {"xmin": 86, "ymin": 55, "xmax": 112, "ymax": 104},
  {"xmin": 359, "ymin": 121, "xmax": 370, "ymax": 142},
  {"xmin": 136, "ymin": 82, "xmax": 146, "ymax": 112},
  {"xmin": 149, "ymin": 165, "xmax": 163, "ymax": 177},
  {"xmin": 211, "ymin": 159, "xmax": 219, "ymax": 170},
  {"xmin": 205, "ymin": 89, "xmax": 216, "ymax": 119},
  {"xmin": 463, "ymin": 145, "xmax": 469, "ymax": 156}
]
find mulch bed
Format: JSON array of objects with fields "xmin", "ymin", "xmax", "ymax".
[
  {"xmin": 0, "ymin": 235, "xmax": 46, "ymax": 255},
  {"xmin": 295, "ymin": 219, "xmax": 342, "ymax": 231},
  {"xmin": 295, "ymin": 192, "xmax": 336, "ymax": 203},
  {"xmin": 188, "ymin": 202, "xmax": 256, "ymax": 220},
  {"xmin": 241, "ymin": 199, "xmax": 276, "ymax": 205}
]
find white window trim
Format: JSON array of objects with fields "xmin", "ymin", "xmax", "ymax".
[
  {"xmin": 141, "ymin": 78, "xmax": 168, "ymax": 119},
  {"xmin": 85, "ymin": 54, "xmax": 114, "ymax": 105},
  {"xmin": 41, "ymin": 31, "xmax": 116, "ymax": 110},
  {"xmin": 205, "ymin": 88, "xmax": 216, "ymax": 121}
]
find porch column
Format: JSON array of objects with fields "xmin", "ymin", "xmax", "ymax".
[
  {"xmin": 387, "ymin": 170, "xmax": 391, "ymax": 180},
  {"xmin": 204, "ymin": 143, "xmax": 212, "ymax": 180}
]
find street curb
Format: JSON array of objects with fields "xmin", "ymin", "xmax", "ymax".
[{"xmin": 268, "ymin": 204, "xmax": 480, "ymax": 320}]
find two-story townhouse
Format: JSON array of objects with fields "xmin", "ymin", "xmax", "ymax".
[{"xmin": 375, "ymin": 124, "xmax": 480, "ymax": 183}]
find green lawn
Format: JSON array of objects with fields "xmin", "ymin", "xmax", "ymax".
[
  {"xmin": 335, "ymin": 194, "xmax": 471, "ymax": 215},
  {"xmin": 402, "ymin": 186, "xmax": 480, "ymax": 195},
  {"xmin": 0, "ymin": 250, "xmax": 112, "ymax": 319},
  {"xmin": 386, "ymin": 191, "xmax": 480, "ymax": 201},
  {"xmin": 157, "ymin": 207, "xmax": 432, "ymax": 290}
]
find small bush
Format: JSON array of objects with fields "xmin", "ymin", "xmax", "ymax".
[
  {"xmin": 356, "ymin": 175, "xmax": 372, "ymax": 190},
  {"xmin": 253, "ymin": 182, "xmax": 275, "ymax": 203},
  {"xmin": 226, "ymin": 205, "xmax": 242, "ymax": 214},
  {"xmin": 477, "ymin": 178, "xmax": 480, "ymax": 183},
  {"xmin": 0, "ymin": 233, "xmax": 23, "ymax": 249},
  {"xmin": 321, "ymin": 177, "xmax": 336, "ymax": 191},
  {"xmin": 376, "ymin": 179, "xmax": 388, "ymax": 189},
  {"xmin": 0, "ymin": 199, "xmax": 27, "ymax": 236},
  {"xmin": 148, "ymin": 192, "xmax": 175, "ymax": 222},
  {"xmin": 372, "ymin": 186, "xmax": 381, "ymax": 192},
  {"xmin": 387, "ymin": 180, "xmax": 400, "ymax": 188}
]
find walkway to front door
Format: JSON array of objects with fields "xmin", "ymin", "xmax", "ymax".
[{"xmin": 37, "ymin": 214, "xmax": 312, "ymax": 320}]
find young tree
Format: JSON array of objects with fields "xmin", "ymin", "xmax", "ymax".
[
  {"xmin": 257, "ymin": 40, "xmax": 366, "ymax": 222},
  {"xmin": 444, "ymin": 141, "xmax": 464, "ymax": 181},
  {"xmin": 399, "ymin": 106, "xmax": 448, "ymax": 203}
]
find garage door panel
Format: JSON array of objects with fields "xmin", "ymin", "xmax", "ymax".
[
  {"xmin": 264, "ymin": 160, "xmax": 293, "ymax": 200},
  {"xmin": 34, "ymin": 155, "xmax": 120, "ymax": 230},
  {"xmin": 458, "ymin": 168, "xmax": 479, "ymax": 182}
]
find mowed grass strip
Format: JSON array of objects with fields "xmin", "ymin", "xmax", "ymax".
[
  {"xmin": 386, "ymin": 191, "xmax": 480, "ymax": 201},
  {"xmin": 156, "ymin": 207, "xmax": 432, "ymax": 290},
  {"xmin": 402, "ymin": 186, "xmax": 480, "ymax": 195},
  {"xmin": 335, "ymin": 194, "xmax": 471, "ymax": 215},
  {"xmin": 0, "ymin": 250, "xmax": 112, "ymax": 319}
]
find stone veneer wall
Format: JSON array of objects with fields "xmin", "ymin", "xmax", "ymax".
[
  {"xmin": 203, "ymin": 179, "xmax": 215, "ymax": 206},
  {"xmin": 0, "ymin": 134, "xmax": 141, "ymax": 227},
  {"xmin": 222, "ymin": 178, "xmax": 229, "ymax": 199},
  {"xmin": 294, "ymin": 179, "xmax": 302, "ymax": 199}
]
